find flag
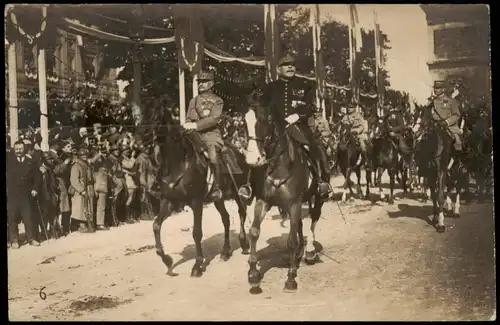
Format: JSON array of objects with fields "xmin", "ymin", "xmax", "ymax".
[
  {"xmin": 374, "ymin": 11, "xmax": 385, "ymax": 116},
  {"xmin": 264, "ymin": 4, "xmax": 279, "ymax": 83},
  {"xmin": 310, "ymin": 5, "xmax": 326, "ymax": 114},
  {"xmin": 349, "ymin": 4, "xmax": 363, "ymax": 105},
  {"xmin": 173, "ymin": 4, "xmax": 205, "ymax": 74}
]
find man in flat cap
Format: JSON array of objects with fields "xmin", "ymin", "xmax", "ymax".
[
  {"xmin": 432, "ymin": 80, "xmax": 463, "ymax": 155},
  {"xmin": 182, "ymin": 70, "xmax": 225, "ymax": 201},
  {"xmin": 259, "ymin": 54, "xmax": 332, "ymax": 197}
]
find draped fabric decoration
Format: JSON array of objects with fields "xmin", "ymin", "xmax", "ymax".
[
  {"xmin": 264, "ymin": 4, "xmax": 279, "ymax": 83},
  {"xmin": 374, "ymin": 11, "xmax": 385, "ymax": 117},
  {"xmin": 173, "ymin": 4, "xmax": 205, "ymax": 74},
  {"xmin": 59, "ymin": 10, "xmax": 376, "ymax": 97},
  {"xmin": 46, "ymin": 47, "xmax": 59, "ymax": 83},
  {"xmin": 348, "ymin": 4, "xmax": 363, "ymax": 106},
  {"xmin": 310, "ymin": 5, "xmax": 327, "ymax": 114},
  {"xmin": 64, "ymin": 18, "xmax": 175, "ymax": 44},
  {"xmin": 76, "ymin": 36, "xmax": 97, "ymax": 88}
]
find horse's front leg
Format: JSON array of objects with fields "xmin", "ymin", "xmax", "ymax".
[
  {"xmin": 364, "ymin": 168, "xmax": 372, "ymax": 201},
  {"xmin": 387, "ymin": 168, "xmax": 396, "ymax": 205},
  {"xmin": 248, "ymin": 199, "xmax": 270, "ymax": 292},
  {"xmin": 190, "ymin": 199, "xmax": 206, "ymax": 277},
  {"xmin": 213, "ymin": 200, "xmax": 232, "ymax": 261},
  {"xmin": 284, "ymin": 201, "xmax": 302, "ymax": 292},
  {"xmin": 235, "ymin": 199, "xmax": 250, "ymax": 255},
  {"xmin": 153, "ymin": 198, "xmax": 175, "ymax": 275},
  {"xmin": 435, "ymin": 171, "xmax": 447, "ymax": 233},
  {"xmin": 305, "ymin": 194, "xmax": 322, "ymax": 264},
  {"xmin": 377, "ymin": 167, "xmax": 385, "ymax": 201},
  {"xmin": 355, "ymin": 166, "xmax": 363, "ymax": 198}
]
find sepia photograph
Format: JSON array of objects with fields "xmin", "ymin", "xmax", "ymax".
[{"xmin": 6, "ymin": 3, "xmax": 493, "ymax": 321}]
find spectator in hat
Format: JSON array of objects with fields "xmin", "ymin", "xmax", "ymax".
[
  {"xmin": 69, "ymin": 147, "xmax": 95, "ymax": 233},
  {"xmin": 7, "ymin": 140, "xmax": 42, "ymax": 248}
]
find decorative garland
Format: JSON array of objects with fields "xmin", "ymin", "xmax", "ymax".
[
  {"xmin": 180, "ymin": 37, "xmax": 200, "ymax": 71},
  {"xmin": 10, "ymin": 6, "xmax": 47, "ymax": 45}
]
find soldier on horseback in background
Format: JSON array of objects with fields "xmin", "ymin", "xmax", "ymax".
[
  {"xmin": 431, "ymin": 80, "xmax": 463, "ymax": 161},
  {"xmin": 182, "ymin": 70, "xmax": 225, "ymax": 201},
  {"xmin": 340, "ymin": 102, "xmax": 371, "ymax": 165},
  {"xmin": 382, "ymin": 104, "xmax": 412, "ymax": 159},
  {"xmin": 260, "ymin": 54, "xmax": 332, "ymax": 197}
]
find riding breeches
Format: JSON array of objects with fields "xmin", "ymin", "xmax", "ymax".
[
  {"xmin": 207, "ymin": 144, "xmax": 223, "ymax": 187},
  {"xmin": 303, "ymin": 129, "xmax": 331, "ymax": 181},
  {"xmin": 355, "ymin": 133, "xmax": 369, "ymax": 153}
]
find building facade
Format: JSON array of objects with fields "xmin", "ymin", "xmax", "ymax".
[
  {"xmin": 12, "ymin": 29, "xmax": 121, "ymax": 101},
  {"xmin": 420, "ymin": 4, "xmax": 490, "ymax": 102}
]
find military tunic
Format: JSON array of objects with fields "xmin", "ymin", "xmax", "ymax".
[
  {"xmin": 260, "ymin": 77, "xmax": 315, "ymax": 131},
  {"xmin": 384, "ymin": 109, "xmax": 405, "ymax": 134},
  {"xmin": 341, "ymin": 111, "xmax": 369, "ymax": 139},
  {"xmin": 432, "ymin": 94, "xmax": 461, "ymax": 130},
  {"xmin": 186, "ymin": 91, "xmax": 224, "ymax": 147}
]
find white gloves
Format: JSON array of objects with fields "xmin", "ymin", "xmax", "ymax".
[
  {"xmin": 183, "ymin": 122, "xmax": 197, "ymax": 130},
  {"xmin": 285, "ymin": 113, "xmax": 300, "ymax": 125}
]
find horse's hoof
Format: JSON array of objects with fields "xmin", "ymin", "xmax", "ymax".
[
  {"xmin": 248, "ymin": 270, "xmax": 262, "ymax": 287},
  {"xmin": 220, "ymin": 251, "xmax": 232, "ymax": 261},
  {"xmin": 388, "ymin": 198, "xmax": 394, "ymax": 205},
  {"xmin": 364, "ymin": 194, "xmax": 370, "ymax": 201},
  {"xmin": 304, "ymin": 251, "xmax": 317, "ymax": 265},
  {"xmin": 190, "ymin": 267, "xmax": 204, "ymax": 277},
  {"xmin": 283, "ymin": 280, "xmax": 298, "ymax": 292},
  {"xmin": 436, "ymin": 225, "xmax": 446, "ymax": 233},
  {"xmin": 241, "ymin": 248, "xmax": 250, "ymax": 255},
  {"xmin": 452, "ymin": 213, "xmax": 461, "ymax": 219}
]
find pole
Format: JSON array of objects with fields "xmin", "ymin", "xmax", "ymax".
[
  {"xmin": 310, "ymin": 8, "xmax": 320, "ymax": 112},
  {"xmin": 192, "ymin": 73, "xmax": 199, "ymax": 98},
  {"xmin": 179, "ymin": 67, "xmax": 186, "ymax": 124},
  {"xmin": 38, "ymin": 48, "xmax": 49, "ymax": 152},
  {"xmin": 133, "ymin": 45, "xmax": 142, "ymax": 108},
  {"xmin": 8, "ymin": 43, "xmax": 19, "ymax": 147}
]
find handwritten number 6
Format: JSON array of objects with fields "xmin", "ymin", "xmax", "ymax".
[{"xmin": 39, "ymin": 286, "xmax": 46, "ymax": 300}]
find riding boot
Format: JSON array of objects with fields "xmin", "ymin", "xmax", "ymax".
[
  {"xmin": 210, "ymin": 161, "xmax": 224, "ymax": 201},
  {"xmin": 309, "ymin": 143, "xmax": 333, "ymax": 197}
]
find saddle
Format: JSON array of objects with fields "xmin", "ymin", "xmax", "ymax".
[{"xmin": 184, "ymin": 132, "xmax": 243, "ymax": 175}]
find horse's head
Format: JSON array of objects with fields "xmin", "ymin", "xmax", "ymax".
[{"xmin": 242, "ymin": 100, "xmax": 272, "ymax": 167}]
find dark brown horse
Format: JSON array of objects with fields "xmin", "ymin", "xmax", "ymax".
[
  {"xmin": 417, "ymin": 113, "xmax": 455, "ymax": 233},
  {"xmin": 241, "ymin": 105, "xmax": 325, "ymax": 293},
  {"xmin": 152, "ymin": 110, "xmax": 251, "ymax": 277}
]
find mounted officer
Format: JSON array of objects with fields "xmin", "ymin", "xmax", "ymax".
[
  {"xmin": 431, "ymin": 80, "xmax": 462, "ymax": 155},
  {"xmin": 382, "ymin": 104, "xmax": 412, "ymax": 158},
  {"xmin": 259, "ymin": 54, "xmax": 332, "ymax": 197},
  {"xmin": 340, "ymin": 102, "xmax": 370, "ymax": 165},
  {"xmin": 182, "ymin": 70, "xmax": 225, "ymax": 201}
]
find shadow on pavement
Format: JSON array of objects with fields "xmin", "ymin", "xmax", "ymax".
[
  {"xmin": 171, "ymin": 230, "xmax": 242, "ymax": 272},
  {"xmin": 387, "ymin": 203, "xmax": 434, "ymax": 226}
]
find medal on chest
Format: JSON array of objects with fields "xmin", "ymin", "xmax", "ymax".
[{"xmin": 202, "ymin": 109, "xmax": 211, "ymax": 117}]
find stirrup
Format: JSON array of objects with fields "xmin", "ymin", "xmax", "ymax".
[{"xmin": 238, "ymin": 184, "xmax": 252, "ymax": 199}]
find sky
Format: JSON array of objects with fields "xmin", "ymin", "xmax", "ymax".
[{"xmin": 303, "ymin": 4, "xmax": 433, "ymax": 104}]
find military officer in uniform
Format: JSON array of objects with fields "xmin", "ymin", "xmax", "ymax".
[
  {"xmin": 340, "ymin": 102, "xmax": 371, "ymax": 165},
  {"xmin": 259, "ymin": 54, "xmax": 332, "ymax": 197},
  {"xmin": 432, "ymin": 80, "xmax": 462, "ymax": 153},
  {"xmin": 182, "ymin": 70, "xmax": 225, "ymax": 201},
  {"xmin": 383, "ymin": 104, "xmax": 411, "ymax": 157}
]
